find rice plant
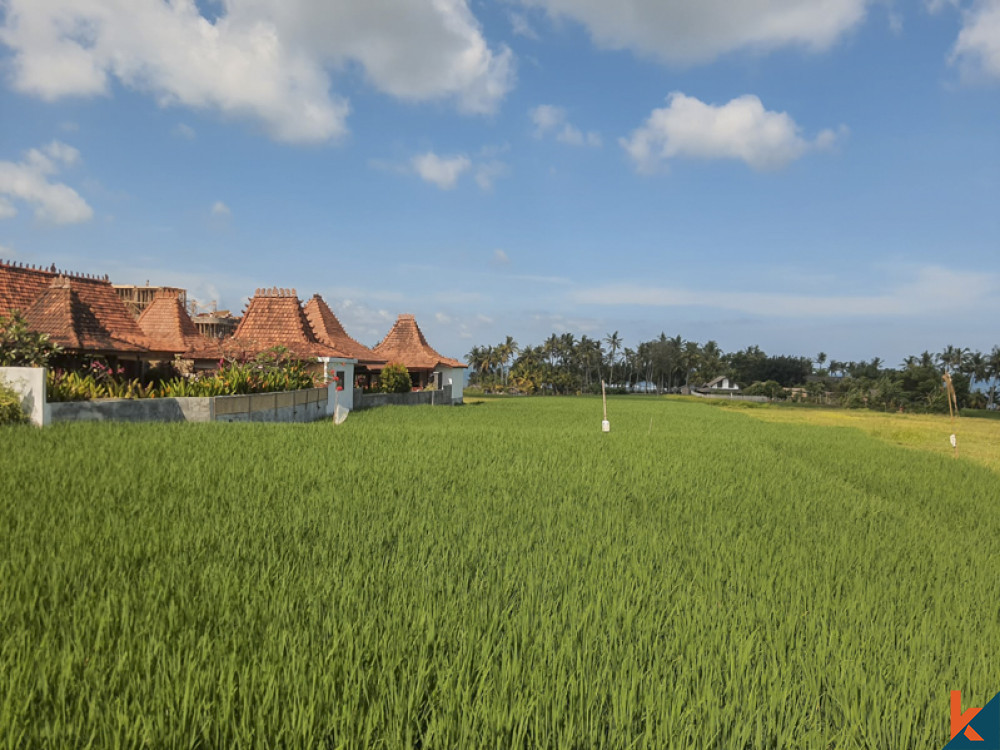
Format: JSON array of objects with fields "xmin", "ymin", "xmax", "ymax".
[{"xmin": 1, "ymin": 397, "xmax": 998, "ymax": 748}]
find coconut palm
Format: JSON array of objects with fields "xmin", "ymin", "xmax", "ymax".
[
  {"xmin": 987, "ymin": 346, "xmax": 1000, "ymax": 409},
  {"xmin": 544, "ymin": 333, "xmax": 560, "ymax": 368},
  {"xmin": 937, "ymin": 345, "xmax": 967, "ymax": 374},
  {"xmin": 603, "ymin": 331, "xmax": 622, "ymax": 385},
  {"xmin": 622, "ymin": 347, "xmax": 636, "ymax": 392}
]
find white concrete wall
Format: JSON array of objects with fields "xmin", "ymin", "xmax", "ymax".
[
  {"xmin": 0, "ymin": 366, "xmax": 48, "ymax": 426},
  {"xmin": 51, "ymin": 387, "xmax": 329, "ymax": 424},
  {"xmin": 51, "ymin": 396, "xmax": 212, "ymax": 423},
  {"xmin": 322, "ymin": 358, "xmax": 356, "ymax": 414},
  {"xmin": 435, "ymin": 367, "xmax": 465, "ymax": 404}
]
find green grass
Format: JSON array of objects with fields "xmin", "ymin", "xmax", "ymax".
[{"xmin": 2, "ymin": 397, "xmax": 999, "ymax": 748}]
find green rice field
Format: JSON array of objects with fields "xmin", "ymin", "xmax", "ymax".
[{"xmin": 2, "ymin": 397, "xmax": 999, "ymax": 748}]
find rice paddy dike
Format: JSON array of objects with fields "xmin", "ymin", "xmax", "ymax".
[{"xmin": 2, "ymin": 397, "xmax": 999, "ymax": 748}]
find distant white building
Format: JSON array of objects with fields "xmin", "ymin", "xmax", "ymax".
[{"xmin": 703, "ymin": 376, "xmax": 740, "ymax": 392}]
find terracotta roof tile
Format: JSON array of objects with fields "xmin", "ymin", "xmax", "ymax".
[
  {"xmin": 24, "ymin": 277, "xmax": 148, "ymax": 353},
  {"xmin": 304, "ymin": 295, "xmax": 386, "ymax": 368},
  {"xmin": 137, "ymin": 290, "xmax": 223, "ymax": 360},
  {"xmin": 1, "ymin": 260, "xmax": 97, "ymax": 317},
  {"xmin": 372, "ymin": 313, "xmax": 466, "ymax": 370},
  {"xmin": 230, "ymin": 287, "xmax": 349, "ymax": 360}
]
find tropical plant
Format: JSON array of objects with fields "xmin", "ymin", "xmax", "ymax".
[
  {"xmin": 46, "ymin": 348, "xmax": 317, "ymax": 402},
  {"xmin": 743, "ymin": 380, "xmax": 785, "ymax": 400},
  {"xmin": 0, "ymin": 311, "xmax": 61, "ymax": 367},
  {"xmin": 0, "ymin": 379, "xmax": 28, "ymax": 425},
  {"xmin": 379, "ymin": 362, "xmax": 412, "ymax": 394}
]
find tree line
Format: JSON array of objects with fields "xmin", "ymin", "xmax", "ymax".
[{"xmin": 466, "ymin": 334, "xmax": 1000, "ymax": 412}]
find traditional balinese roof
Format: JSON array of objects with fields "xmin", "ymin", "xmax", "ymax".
[
  {"xmin": 1, "ymin": 260, "xmax": 114, "ymax": 317},
  {"xmin": 230, "ymin": 287, "xmax": 350, "ymax": 360},
  {"xmin": 24, "ymin": 276, "xmax": 148, "ymax": 353},
  {"xmin": 373, "ymin": 313, "xmax": 466, "ymax": 370},
  {"xmin": 304, "ymin": 295, "xmax": 386, "ymax": 368},
  {"xmin": 137, "ymin": 289, "xmax": 222, "ymax": 360}
]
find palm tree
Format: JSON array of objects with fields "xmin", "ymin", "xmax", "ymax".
[
  {"xmin": 986, "ymin": 346, "xmax": 1000, "ymax": 409},
  {"xmin": 481, "ymin": 345, "xmax": 498, "ymax": 387},
  {"xmin": 465, "ymin": 345, "xmax": 485, "ymax": 385},
  {"xmin": 603, "ymin": 331, "xmax": 622, "ymax": 386},
  {"xmin": 682, "ymin": 340, "xmax": 701, "ymax": 391},
  {"xmin": 699, "ymin": 340, "xmax": 723, "ymax": 382},
  {"xmin": 544, "ymin": 333, "xmax": 559, "ymax": 369},
  {"xmin": 937, "ymin": 345, "xmax": 967, "ymax": 374},
  {"xmin": 494, "ymin": 336, "xmax": 519, "ymax": 387},
  {"xmin": 622, "ymin": 347, "xmax": 636, "ymax": 392},
  {"xmin": 963, "ymin": 350, "xmax": 988, "ymax": 385}
]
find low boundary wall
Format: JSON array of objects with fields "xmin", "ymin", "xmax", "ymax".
[
  {"xmin": 354, "ymin": 385, "xmax": 453, "ymax": 411},
  {"xmin": 688, "ymin": 390, "xmax": 769, "ymax": 403},
  {"xmin": 50, "ymin": 397, "xmax": 211, "ymax": 423},
  {"xmin": 49, "ymin": 387, "xmax": 329, "ymax": 424},
  {"xmin": 213, "ymin": 387, "xmax": 328, "ymax": 423}
]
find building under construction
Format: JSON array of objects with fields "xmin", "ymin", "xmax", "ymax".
[
  {"xmin": 192, "ymin": 311, "xmax": 239, "ymax": 339},
  {"xmin": 114, "ymin": 284, "xmax": 187, "ymax": 318}
]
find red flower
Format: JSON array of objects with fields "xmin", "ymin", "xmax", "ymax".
[{"xmin": 336, "ymin": 386, "xmax": 344, "ymax": 391}]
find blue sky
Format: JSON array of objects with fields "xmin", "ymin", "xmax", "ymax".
[{"xmin": 0, "ymin": 0, "xmax": 997, "ymax": 365}]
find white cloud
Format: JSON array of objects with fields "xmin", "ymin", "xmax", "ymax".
[
  {"xmin": 0, "ymin": 243, "xmax": 15, "ymax": 258},
  {"xmin": 411, "ymin": 152, "xmax": 472, "ymax": 190},
  {"xmin": 0, "ymin": 141, "xmax": 93, "ymax": 224},
  {"xmin": 518, "ymin": 0, "xmax": 871, "ymax": 63},
  {"xmin": 510, "ymin": 273, "xmax": 574, "ymax": 285},
  {"xmin": 509, "ymin": 11, "xmax": 540, "ymax": 39},
  {"xmin": 377, "ymin": 149, "xmax": 504, "ymax": 191},
  {"xmin": 531, "ymin": 104, "xmax": 565, "ymax": 136},
  {"xmin": 494, "ymin": 249, "xmax": 510, "ymax": 264},
  {"xmin": 475, "ymin": 160, "xmax": 509, "ymax": 190},
  {"xmin": 530, "ymin": 104, "xmax": 601, "ymax": 146},
  {"xmin": 0, "ymin": 0, "xmax": 515, "ymax": 144},
  {"xmin": 620, "ymin": 92, "xmax": 841, "ymax": 172},
  {"xmin": 173, "ymin": 123, "xmax": 196, "ymax": 139},
  {"xmin": 211, "ymin": 200, "xmax": 231, "ymax": 217},
  {"xmin": 39, "ymin": 141, "xmax": 81, "ymax": 167},
  {"xmin": 435, "ymin": 311, "xmax": 453, "ymax": 324},
  {"xmin": 571, "ymin": 266, "xmax": 999, "ymax": 318},
  {"xmin": 952, "ymin": 0, "xmax": 1000, "ymax": 79},
  {"xmin": 557, "ymin": 123, "xmax": 602, "ymax": 146}
]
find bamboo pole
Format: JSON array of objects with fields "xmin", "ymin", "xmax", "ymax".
[
  {"xmin": 601, "ymin": 380, "xmax": 610, "ymax": 432},
  {"xmin": 943, "ymin": 372, "xmax": 958, "ymax": 458}
]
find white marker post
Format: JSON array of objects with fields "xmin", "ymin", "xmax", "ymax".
[{"xmin": 601, "ymin": 380, "xmax": 610, "ymax": 433}]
